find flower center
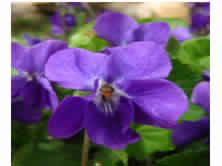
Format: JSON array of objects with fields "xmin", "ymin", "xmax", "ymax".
[
  {"xmin": 95, "ymin": 81, "xmax": 123, "ymax": 114},
  {"xmin": 100, "ymin": 84, "xmax": 114, "ymax": 102}
]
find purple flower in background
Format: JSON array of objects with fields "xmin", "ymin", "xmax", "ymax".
[
  {"xmin": 94, "ymin": 11, "xmax": 170, "ymax": 47},
  {"xmin": 45, "ymin": 41, "xmax": 188, "ymax": 149},
  {"xmin": 50, "ymin": 11, "xmax": 77, "ymax": 36},
  {"xmin": 11, "ymin": 40, "xmax": 67, "ymax": 123},
  {"xmin": 173, "ymin": 71, "xmax": 210, "ymax": 146},
  {"xmin": 23, "ymin": 34, "xmax": 41, "ymax": 46},
  {"xmin": 190, "ymin": 2, "xmax": 210, "ymax": 35},
  {"xmin": 172, "ymin": 27, "xmax": 193, "ymax": 42}
]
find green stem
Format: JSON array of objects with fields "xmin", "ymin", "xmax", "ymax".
[{"xmin": 81, "ymin": 131, "xmax": 90, "ymax": 166}]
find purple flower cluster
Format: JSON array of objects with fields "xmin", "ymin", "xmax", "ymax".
[
  {"xmin": 45, "ymin": 40, "xmax": 188, "ymax": 149},
  {"xmin": 12, "ymin": 40, "xmax": 67, "ymax": 123},
  {"xmin": 173, "ymin": 71, "xmax": 210, "ymax": 146}
]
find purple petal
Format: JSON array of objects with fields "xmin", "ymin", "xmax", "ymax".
[
  {"xmin": 172, "ymin": 27, "xmax": 193, "ymax": 42},
  {"xmin": 12, "ymin": 99, "xmax": 42, "ymax": 124},
  {"xmin": 203, "ymin": 70, "xmax": 210, "ymax": 81},
  {"xmin": 50, "ymin": 12, "xmax": 64, "ymax": 35},
  {"xmin": 45, "ymin": 48, "xmax": 108, "ymax": 90},
  {"xmin": 172, "ymin": 118, "xmax": 209, "ymax": 146},
  {"xmin": 48, "ymin": 96, "xmax": 85, "ymax": 138},
  {"xmin": 192, "ymin": 81, "xmax": 210, "ymax": 112},
  {"xmin": 23, "ymin": 34, "xmax": 41, "ymax": 46},
  {"xmin": 133, "ymin": 22, "xmax": 171, "ymax": 47},
  {"xmin": 36, "ymin": 76, "xmax": 59, "ymax": 110},
  {"xmin": 119, "ymin": 79, "xmax": 188, "ymax": 128},
  {"xmin": 26, "ymin": 40, "xmax": 67, "ymax": 74},
  {"xmin": 191, "ymin": 13, "xmax": 210, "ymax": 32},
  {"xmin": 85, "ymin": 97, "xmax": 139, "ymax": 149},
  {"xmin": 94, "ymin": 11, "xmax": 138, "ymax": 46},
  {"xmin": 11, "ymin": 42, "xmax": 29, "ymax": 72},
  {"xmin": 12, "ymin": 40, "xmax": 67, "ymax": 74},
  {"xmin": 104, "ymin": 41, "xmax": 172, "ymax": 83},
  {"xmin": 64, "ymin": 13, "xmax": 77, "ymax": 32},
  {"xmin": 11, "ymin": 76, "xmax": 27, "ymax": 98}
]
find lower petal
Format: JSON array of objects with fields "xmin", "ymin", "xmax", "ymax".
[
  {"xmin": 85, "ymin": 97, "xmax": 136, "ymax": 149},
  {"xmin": 192, "ymin": 81, "xmax": 210, "ymax": 113},
  {"xmin": 12, "ymin": 100, "xmax": 42, "ymax": 124},
  {"xmin": 120, "ymin": 79, "xmax": 188, "ymax": 128},
  {"xmin": 48, "ymin": 96, "xmax": 86, "ymax": 138},
  {"xmin": 172, "ymin": 118, "xmax": 209, "ymax": 146}
]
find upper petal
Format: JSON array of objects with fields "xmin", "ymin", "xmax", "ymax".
[
  {"xmin": 192, "ymin": 81, "xmax": 210, "ymax": 112},
  {"xmin": 133, "ymin": 22, "xmax": 171, "ymax": 47},
  {"xmin": 94, "ymin": 11, "xmax": 138, "ymax": 46},
  {"xmin": 45, "ymin": 48, "xmax": 109, "ymax": 90},
  {"xmin": 85, "ymin": 96, "xmax": 138, "ymax": 149},
  {"xmin": 103, "ymin": 41, "xmax": 172, "ymax": 83},
  {"xmin": 119, "ymin": 79, "xmax": 188, "ymax": 128},
  {"xmin": 11, "ymin": 40, "xmax": 67, "ymax": 74},
  {"xmin": 172, "ymin": 118, "xmax": 209, "ymax": 146},
  {"xmin": 11, "ymin": 42, "xmax": 29, "ymax": 72},
  {"xmin": 27, "ymin": 40, "xmax": 67, "ymax": 74},
  {"xmin": 48, "ymin": 96, "xmax": 86, "ymax": 138}
]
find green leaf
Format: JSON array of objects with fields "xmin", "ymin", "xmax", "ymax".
[
  {"xmin": 156, "ymin": 142, "xmax": 209, "ymax": 166},
  {"xmin": 177, "ymin": 37, "xmax": 210, "ymax": 73},
  {"xmin": 179, "ymin": 103, "xmax": 207, "ymax": 122},
  {"xmin": 168, "ymin": 59, "xmax": 202, "ymax": 96},
  {"xmin": 138, "ymin": 18, "xmax": 189, "ymax": 29},
  {"xmin": 94, "ymin": 148, "xmax": 128, "ymax": 166},
  {"xmin": 13, "ymin": 141, "xmax": 84, "ymax": 166},
  {"xmin": 126, "ymin": 126, "xmax": 175, "ymax": 160},
  {"xmin": 69, "ymin": 23, "xmax": 109, "ymax": 52},
  {"xmin": 166, "ymin": 37, "xmax": 181, "ymax": 59}
]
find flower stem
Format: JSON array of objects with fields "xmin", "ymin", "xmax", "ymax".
[{"xmin": 81, "ymin": 131, "xmax": 90, "ymax": 166}]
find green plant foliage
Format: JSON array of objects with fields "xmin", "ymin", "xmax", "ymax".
[
  {"xmin": 176, "ymin": 37, "xmax": 210, "ymax": 73},
  {"xmin": 179, "ymin": 103, "xmax": 207, "ymax": 122},
  {"xmin": 68, "ymin": 23, "xmax": 109, "ymax": 52},
  {"xmin": 94, "ymin": 148, "xmax": 128, "ymax": 166},
  {"xmin": 156, "ymin": 142, "xmax": 209, "ymax": 166},
  {"xmin": 138, "ymin": 18, "xmax": 189, "ymax": 29},
  {"xmin": 168, "ymin": 59, "xmax": 202, "ymax": 96},
  {"xmin": 126, "ymin": 126, "xmax": 175, "ymax": 160}
]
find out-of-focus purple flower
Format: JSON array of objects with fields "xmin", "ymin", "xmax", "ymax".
[
  {"xmin": 94, "ymin": 11, "xmax": 170, "ymax": 47},
  {"xmin": 11, "ymin": 40, "xmax": 67, "ymax": 123},
  {"xmin": 45, "ymin": 41, "xmax": 188, "ymax": 149},
  {"xmin": 172, "ymin": 27, "xmax": 193, "ymax": 42},
  {"xmin": 173, "ymin": 71, "xmax": 210, "ymax": 146},
  {"xmin": 23, "ymin": 34, "xmax": 41, "ymax": 46},
  {"xmin": 50, "ymin": 11, "xmax": 77, "ymax": 36},
  {"xmin": 190, "ymin": 2, "xmax": 210, "ymax": 35}
]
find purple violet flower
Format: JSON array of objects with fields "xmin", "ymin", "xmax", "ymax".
[
  {"xmin": 173, "ymin": 71, "xmax": 210, "ymax": 146},
  {"xmin": 23, "ymin": 34, "xmax": 41, "ymax": 46},
  {"xmin": 45, "ymin": 41, "xmax": 188, "ymax": 149},
  {"xmin": 190, "ymin": 2, "xmax": 210, "ymax": 35},
  {"xmin": 94, "ymin": 11, "xmax": 170, "ymax": 47},
  {"xmin": 11, "ymin": 40, "xmax": 67, "ymax": 123}
]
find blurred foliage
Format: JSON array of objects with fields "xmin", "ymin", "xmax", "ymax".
[
  {"xmin": 126, "ymin": 125, "xmax": 175, "ymax": 160},
  {"xmin": 156, "ymin": 142, "xmax": 209, "ymax": 166}
]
